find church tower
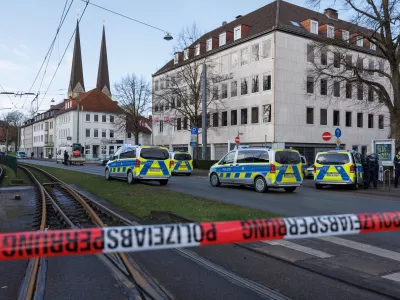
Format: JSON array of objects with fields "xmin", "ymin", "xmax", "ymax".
[
  {"xmin": 96, "ymin": 25, "xmax": 111, "ymax": 97},
  {"xmin": 68, "ymin": 20, "xmax": 85, "ymax": 98}
]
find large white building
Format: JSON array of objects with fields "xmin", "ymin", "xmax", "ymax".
[{"xmin": 152, "ymin": 1, "xmax": 390, "ymax": 162}]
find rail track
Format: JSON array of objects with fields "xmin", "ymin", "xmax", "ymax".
[{"xmin": 18, "ymin": 164, "xmax": 172, "ymax": 300}]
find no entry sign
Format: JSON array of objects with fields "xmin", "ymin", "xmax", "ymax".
[
  {"xmin": 322, "ymin": 132, "xmax": 332, "ymax": 141},
  {"xmin": 235, "ymin": 136, "xmax": 240, "ymax": 144}
]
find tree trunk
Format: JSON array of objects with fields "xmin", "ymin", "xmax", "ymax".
[
  {"xmin": 390, "ymin": 109, "xmax": 400, "ymax": 146},
  {"xmin": 135, "ymin": 132, "xmax": 140, "ymax": 145}
]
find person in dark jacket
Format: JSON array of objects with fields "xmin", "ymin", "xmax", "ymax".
[
  {"xmin": 63, "ymin": 150, "xmax": 69, "ymax": 165},
  {"xmin": 394, "ymin": 149, "xmax": 400, "ymax": 188},
  {"xmin": 364, "ymin": 153, "xmax": 379, "ymax": 189},
  {"xmin": 31, "ymin": 152, "xmax": 34, "ymax": 159}
]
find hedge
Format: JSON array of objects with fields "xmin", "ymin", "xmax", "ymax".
[{"xmin": 193, "ymin": 160, "xmax": 218, "ymax": 170}]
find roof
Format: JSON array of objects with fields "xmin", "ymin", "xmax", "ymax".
[
  {"xmin": 57, "ymin": 88, "xmax": 122, "ymax": 115},
  {"xmin": 96, "ymin": 25, "xmax": 111, "ymax": 96},
  {"xmin": 69, "ymin": 20, "xmax": 85, "ymax": 93},
  {"xmin": 154, "ymin": 0, "xmax": 376, "ymax": 76},
  {"xmin": 126, "ymin": 116, "xmax": 152, "ymax": 134}
]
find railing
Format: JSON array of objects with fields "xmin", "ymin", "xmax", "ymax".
[
  {"xmin": 0, "ymin": 166, "xmax": 4, "ymax": 185},
  {"xmin": 383, "ymin": 169, "xmax": 391, "ymax": 191},
  {"xmin": 0, "ymin": 155, "xmax": 17, "ymax": 174}
]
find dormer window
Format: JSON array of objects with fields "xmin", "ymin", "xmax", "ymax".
[
  {"xmin": 195, "ymin": 44, "xmax": 200, "ymax": 56},
  {"xmin": 356, "ymin": 36, "xmax": 363, "ymax": 47},
  {"xmin": 327, "ymin": 25, "xmax": 334, "ymax": 38},
  {"xmin": 370, "ymin": 42, "xmax": 376, "ymax": 50},
  {"xmin": 310, "ymin": 20, "xmax": 318, "ymax": 34},
  {"xmin": 206, "ymin": 38, "xmax": 212, "ymax": 51},
  {"xmin": 234, "ymin": 26, "xmax": 241, "ymax": 40},
  {"xmin": 219, "ymin": 32, "xmax": 226, "ymax": 46},
  {"xmin": 342, "ymin": 30, "xmax": 349, "ymax": 42},
  {"xmin": 184, "ymin": 49, "xmax": 189, "ymax": 60},
  {"xmin": 174, "ymin": 53, "xmax": 179, "ymax": 65}
]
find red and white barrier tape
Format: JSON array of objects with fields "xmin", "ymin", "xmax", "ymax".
[{"xmin": 1, "ymin": 211, "xmax": 399, "ymax": 261}]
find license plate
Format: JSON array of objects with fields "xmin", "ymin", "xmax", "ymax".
[
  {"xmin": 284, "ymin": 174, "xmax": 294, "ymax": 178},
  {"xmin": 327, "ymin": 173, "xmax": 339, "ymax": 177},
  {"xmin": 150, "ymin": 168, "xmax": 160, "ymax": 172}
]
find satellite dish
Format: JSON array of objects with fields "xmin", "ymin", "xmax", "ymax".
[{"xmin": 222, "ymin": 21, "xmax": 227, "ymax": 25}]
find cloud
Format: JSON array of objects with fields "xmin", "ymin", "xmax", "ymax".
[
  {"xmin": 0, "ymin": 44, "xmax": 7, "ymax": 51},
  {"xmin": 13, "ymin": 48, "xmax": 29, "ymax": 59},
  {"xmin": 0, "ymin": 60, "xmax": 24, "ymax": 71},
  {"xmin": 19, "ymin": 43, "xmax": 27, "ymax": 50}
]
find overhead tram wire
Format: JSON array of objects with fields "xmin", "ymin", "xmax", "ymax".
[
  {"xmin": 0, "ymin": 84, "xmax": 17, "ymax": 109},
  {"xmin": 21, "ymin": 0, "xmax": 74, "ymax": 110},
  {"xmin": 38, "ymin": 1, "xmax": 89, "ymax": 111}
]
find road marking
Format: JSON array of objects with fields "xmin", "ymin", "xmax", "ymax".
[
  {"xmin": 382, "ymin": 272, "xmax": 400, "ymax": 282},
  {"xmin": 318, "ymin": 236, "xmax": 400, "ymax": 262},
  {"xmin": 264, "ymin": 240, "xmax": 333, "ymax": 258}
]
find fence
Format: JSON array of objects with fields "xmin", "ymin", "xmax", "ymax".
[
  {"xmin": 0, "ymin": 166, "xmax": 4, "ymax": 185},
  {"xmin": 0, "ymin": 155, "xmax": 17, "ymax": 174}
]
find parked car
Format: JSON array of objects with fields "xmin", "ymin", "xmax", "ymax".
[
  {"xmin": 305, "ymin": 164, "xmax": 314, "ymax": 179},
  {"xmin": 100, "ymin": 155, "xmax": 112, "ymax": 166},
  {"xmin": 16, "ymin": 151, "xmax": 27, "ymax": 159}
]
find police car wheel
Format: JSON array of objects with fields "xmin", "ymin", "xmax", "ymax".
[
  {"xmin": 284, "ymin": 187, "xmax": 297, "ymax": 193},
  {"xmin": 186, "ymin": 173, "xmax": 191, "ymax": 176},
  {"xmin": 159, "ymin": 179, "xmax": 168, "ymax": 186},
  {"xmin": 105, "ymin": 169, "xmax": 112, "ymax": 181},
  {"xmin": 254, "ymin": 176, "xmax": 267, "ymax": 193},
  {"xmin": 127, "ymin": 171, "xmax": 135, "ymax": 184},
  {"xmin": 315, "ymin": 183, "xmax": 322, "ymax": 189},
  {"xmin": 210, "ymin": 173, "xmax": 220, "ymax": 187}
]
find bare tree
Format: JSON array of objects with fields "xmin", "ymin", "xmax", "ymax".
[
  {"xmin": 0, "ymin": 111, "xmax": 26, "ymax": 151},
  {"xmin": 307, "ymin": 0, "xmax": 400, "ymax": 141},
  {"xmin": 154, "ymin": 23, "xmax": 224, "ymax": 158},
  {"xmin": 114, "ymin": 74, "xmax": 152, "ymax": 145}
]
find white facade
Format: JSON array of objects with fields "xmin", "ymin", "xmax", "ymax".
[
  {"xmin": 152, "ymin": 30, "xmax": 390, "ymax": 162},
  {"xmin": 32, "ymin": 118, "xmax": 56, "ymax": 158}
]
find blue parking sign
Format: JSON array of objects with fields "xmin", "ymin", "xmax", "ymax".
[
  {"xmin": 335, "ymin": 128, "xmax": 341, "ymax": 138},
  {"xmin": 191, "ymin": 127, "xmax": 198, "ymax": 135}
]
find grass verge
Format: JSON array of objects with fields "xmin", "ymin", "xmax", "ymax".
[
  {"xmin": 0, "ymin": 164, "xmax": 31, "ymax": 187},
  {"xmin": 23, "ymin": 164, "xmax": 278, "ymax": 222}
]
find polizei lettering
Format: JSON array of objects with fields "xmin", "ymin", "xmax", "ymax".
[
  {"xmin": 103, "ymin": 223, "xmax": 216, "ymax": 252},
  {"xmin": 283, "ymin": 214, "xmax": 361, "ymax": 239}
]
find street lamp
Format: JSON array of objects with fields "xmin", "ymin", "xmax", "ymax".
[{"xmin": 164, "ymin": 32, "xmax": 173, "ymax": 41}]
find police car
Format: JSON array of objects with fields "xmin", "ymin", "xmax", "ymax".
[
  {"xmin": 169, "ymin": 151, "xmax": 193, "ymax": 176},
  {"xmin": 314, "ymin": 150, "xmax": 364, "ymax": 190},
  {"xmin": 105, "ymin": 144, "xmax": 172, "ymax": 185},
  {"xmin": 209, "ymin": 147, "xmax": 303, "ymax": 193}
]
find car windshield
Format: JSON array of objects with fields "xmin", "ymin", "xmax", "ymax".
[
  {"xmin": 174, "ymin": 153, "xmax": 192, "ymax": 160},
  {"xmin": 275, "ymin": 151, "xmax": 301, "ymax": 164},
  {"xmin": 316, "ymin": 153, "xmax": 350, "ymax": 165},
  {"xmin": 18, "ymin": 152, "xmax": 25, "ymax": 155},
  {"xmin": 140, "ymin": 148, "xmax": 169, "ymax": 160}
]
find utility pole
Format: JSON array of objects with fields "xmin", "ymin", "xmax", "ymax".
[{"xmin": 201, "ymin": 63, "xmax": 207, "ymax": 160}]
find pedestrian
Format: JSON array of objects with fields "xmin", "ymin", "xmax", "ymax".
[
  {"xmin": 63, "ymin": 150, "xmax": 69, "ymax": 165},
  {"xmin": 31, "ymin": 152, "xmax": 34, "ymax": 159},
  {"xmin": 365, "ymin": 152, "xmax": 378, "ymax": 189},
  {"xmin": 40, "ymin": 152, "xmax": 43, "ymax": 159},
  {"xmin": 394, "ymin": 148, "xmax": 400, "ymax": 188},
  {"xmin": 362, "ymin": 154, "xmax": 370, "ymax": 189}
]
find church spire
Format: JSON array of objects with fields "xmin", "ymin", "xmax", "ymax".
[
  {"xmin": 96, "ymin": 25, "xmax": 111, "ymax": 97},
  {"xmin": 68, "ymin": 20, "xmax": 85, "ymax": 98}
]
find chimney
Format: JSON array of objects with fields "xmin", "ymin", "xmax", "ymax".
[{"xmin": 324, "ymin": 8, "xmax": 338, "ymax": 20}]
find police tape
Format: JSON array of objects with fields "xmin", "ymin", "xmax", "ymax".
[{"xmin": 1, "ymin": 211, "xmax": 400, "ymax": 261}]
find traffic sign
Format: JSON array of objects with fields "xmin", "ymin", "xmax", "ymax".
[
  {"xmin": 191, "ymin": 127, "xmax": 198, "ymax": 135},
  {"xmin": 335, "ymin": 128, "xmax": 342, "ymax": 138},
  {"xmin": 336, "ymin": 139, "xmax": 341, "ymax": 146},
  {"xmin": 235, "ymin": 136, "xmax": 240, "ymax": 144},
  {"xmin": 322, "ymin": 132, "xmax": 332, "ymax": 141},
  {"xmin": 190, "ymin": 141, "xmax": 196, "ymax": 147}
]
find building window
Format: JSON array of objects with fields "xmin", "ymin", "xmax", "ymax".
[
  {"xmin": 184, "ymin": 49, "xmax": 189, "ymax": 60},
  {"xmin": 342, "ymin": 30, "xmax": 349, "ymax": 42},
  {"xmin": 368, "ymin": 59, "xmax": 374, "ymax": 75},
  {"xmin": 102, "ymin": 130, "xmax": 106, "ymax": 138},
  {"xmin": 306, "ymin": 107, "xmax": 314, "ymax": 124},
  {"xmin": 333, "ymin": 110, "xmax": 340, "ymax": 126},
  {"xmin": 379, "ymin": 115, "xmax": 384, "ymax": 129},
  {"xmin": 195, "ymin": 44, "xmax": 200, "ymax": 56},
  {"xmin": 320, "ymin": 109, "xmax": 327, "ymax": 125},
  {"xmin": 241, "ymin": 78, "xmax": 248, "ymax": 95},
  {"xmin": 101, "ymin": 115, "xmax": 106, "ymax": 122},
  {"xmin": 357, "ymin": 57, "xmax": 363, "ymax": 73},
  {"xmin": 231, "ymin": 52, "xmax": 238, "ymax": 69},
  {"xmin": 219, "ymin": 32, "xmax": 226, "ymax": 46},
  {"xmin": 177, "ymin": 118, "xmax": 182, "ymax": 130},
  {"xmin": 334, "ymin": 52, "xmax": 340, "ymax": 68},
  {"xmin": 320, "ymin": 79, "xmax": 327, "ymax": 95},
  {"xmin": 127, "ymin": 132, "xmax": 131, "ymax": 138},
  {"xmin": 327, "ymin": 25, "xmax": 334, "ymax": 38},
  {"xmin": 94, "ymin": 129, "xmax": 98, "ymax": 138},
  {"xmin": 222, "ymin": 111, "xmax": 228, "ymax": 126},
  {"xmin": 334, "ymin": 81, "xmax": 340, "ymax": 97},
  {"xmin": 346, "ymin": 111, "xmax": 352, "ymax": 127},
  {"xmin": 221, "ymin": 83, "xmax": 228, "ymax": 99},
  {"xmin": 307, "ymin": 76, "xmax": 314, "ymax": 93},
  {"xmin": 109, "ymin": 115, "xmax": 114, "ymax": 123},
  {"xmin": 177, "ymin": 98, "xmax": 182, "ymax": 107},
  {"xmin": 240, "ymin": 48, "xmax": 248, "ymax": 65},
  {"xmin": 251, "ymin": 107, "xmax": 259, "ymax": 124},
  {"xmin": 346, "ymin": 82, "xmax": 352, "ymax": 99},
  {"xmin": 154, "ymin": 105, "xmax": 159, "ymax": 112},
  {"xmin": 370, "ymin": 42, "xmax": 376, "ymax": 50},
  {"xmin": 109, "ymin": 146, "xmax": 114, "ymax": 155},
  {"xmin": 212, "ymin": 113, "xmax": 219, "ymax": 127},
  {"xmin": 321, "ymin": 49, "xmax": 327, "ymax": 65},
  {"xmin": 183, "ymin": 117, "xmax": 188, "ymax": 129},
  {"xmin": 252, "ymin": 75, "xmax": 259, "ymax": 93},
  {"xmin": 307, "ymin": 44, "xmax": 314, "ymax": 62},
  {"xmin": 212, "ymin": 85, "xmax": 219, "ymax": 100},
  {"xmin": 261, "ymin": 40, "xmax": 271, "ymax": 58},
  {"xmin": 310, "ymin": 20, "xmax": 318, "ymax": 34},
  {"xmin": 110, "ymin": 130, "xmax": 114, "ymax": 138},
  {"xmin": 221, "ymin": 54, "xmax": 229, "ymax": 73},
  {"xmin": 262, "ymin": 104, "xmax": 271, "ymax": 123},
  {"xmin": 346, "ymin": 55, "xmax": 352, "ymax": 70},
  {"xmin": 174, "ymin": 53, "xmax": 179, "ymax": 64},
  {"xmin": 357, "ymin": 84, "xmax": 363, "ymax": 100},
  {"xmin": 357, "ymin": 113, "xmax": 363, "ymax": 128},
  {"xmin": 231, "ymin": 110, "xmax": 237, "ymax": 125},
  {"xmin": 356, "ymin": 36, "xmax": 363, "ymax": 47},
  {"xmin": 368, "ymin": 114, "xmax": 374, "ymax": 128},
  {"xmin": 234, "ymin": 26, "xmax": 241, "ymax": 40},
  {"xmin": 154, "ymin": 80, "xmax": 159, "ymax": 91},
  {"xmin": 241, "ymin": 108, "xmax": 248, "ymax": 125},
  {"xmin": 94, "ymin": 115, "xmax": 99, "ymax": 122},
  {"xmin": 159, "ymin": 120, "xmax": 163, "ymax": 133},
  {"xmin": 206, "ymin": 39, "xmax": 212, "ymax": 51},
  {"xmin": 86, "ymin": 129, "xmax": 90, "ymax": 137},
  {"xmin": 379, "ymin": 61, "xmax": 384, "ymax": 76},
  {"xmin": 263, "ymin": 74, "xmax": 271, "ymax": 91},
  {"xmin": 231, "ymin": 81, "xmax": 237, "ymax": 97},
  {"xmin": 368, "ymin": 87, "xmax": 374, "ymax": 101},
  {"xmin": 251, "ymin": 44, "xmax": 259, "ymax": 62},
  {"xmin": 85, "ymin": 145, "xmax": 90, "ymax": 155}
]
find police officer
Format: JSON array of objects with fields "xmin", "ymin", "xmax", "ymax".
[
  {"xmin": 394, "ymin": 148, "xmax": 400, "ymax": 188},
  {"xmin": 63, "ymin": 150, "xmax": 69, "ymax": 165},
  {"xmin": 365, "ymin": 152, "xmax": 378, "ymax": 189},
  {"xmin": 362, "ymin": 154, "xmax": 370, "ymax": 188}
]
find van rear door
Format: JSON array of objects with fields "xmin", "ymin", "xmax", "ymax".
[
  {"xmin": 315, "ymin": 153, "xmax": 352, "ymax": 182},
  {"xmin": 138, "ymin": 147, "xmax": 170, "ymax": 178},
  {"xmin": 274, "ymin": 150, "xmax": 302, "ymax": 184},
  {"xmin": 173, "ymin": 153, "xmax": 193, "ymax": 172}
]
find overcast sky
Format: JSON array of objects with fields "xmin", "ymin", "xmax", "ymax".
[{"xmin": 0, "ymin": 0, "xmax": 345, "ymax": 114}]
